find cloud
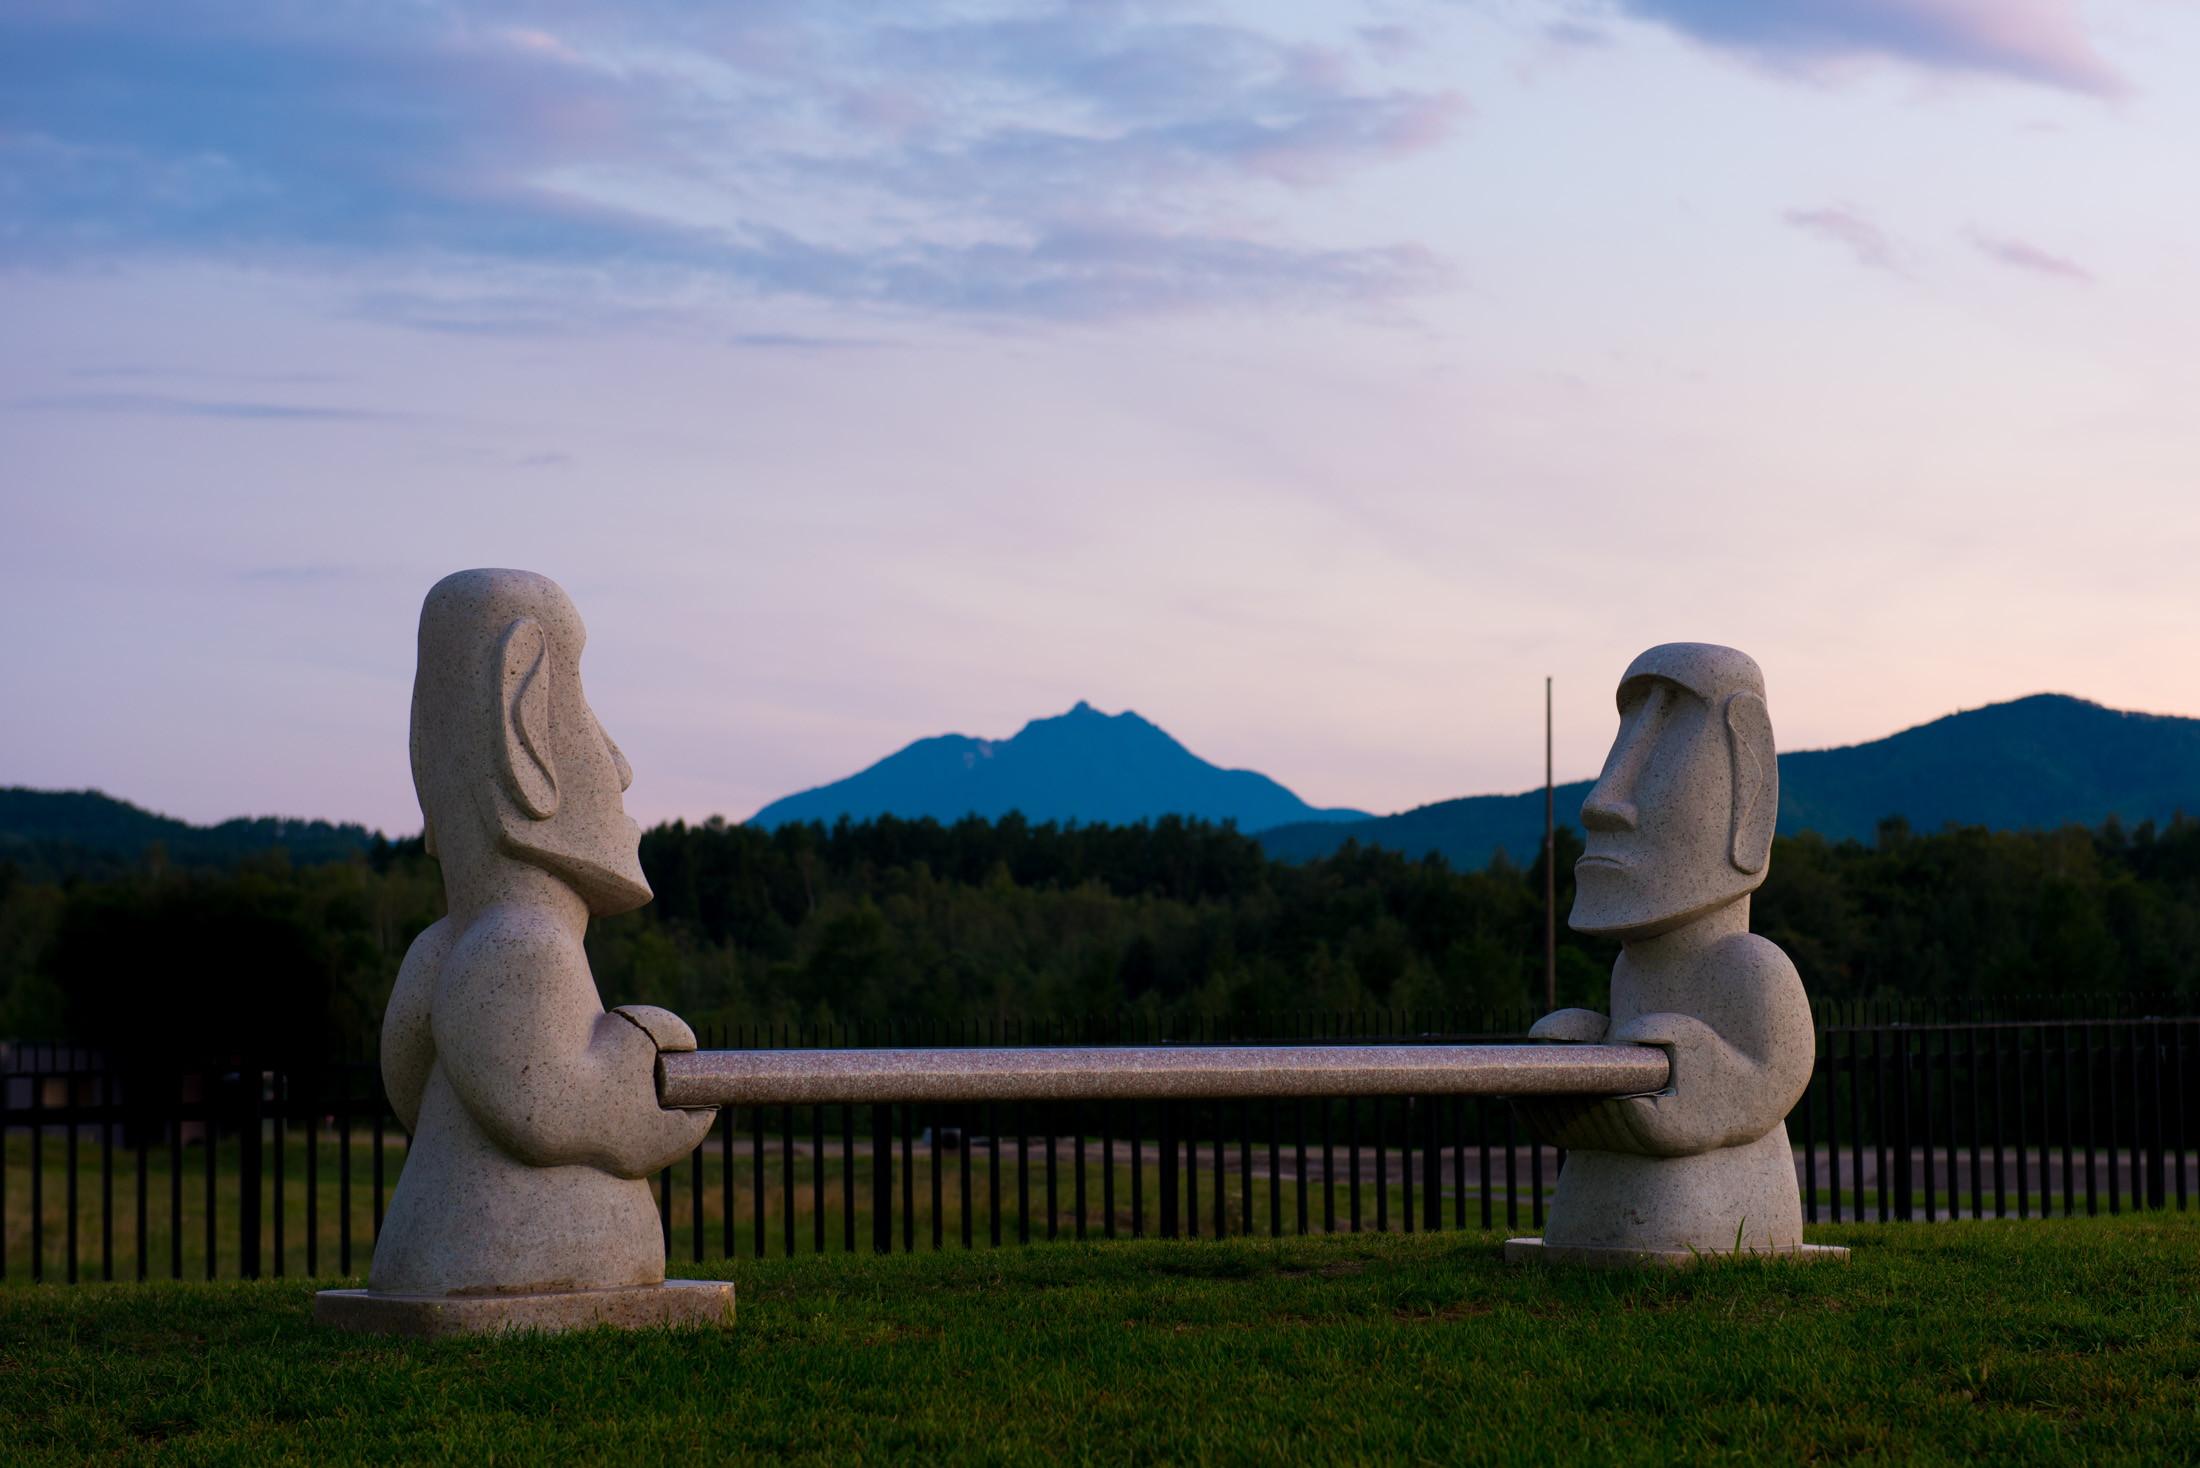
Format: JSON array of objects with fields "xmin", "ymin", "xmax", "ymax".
[
  {"xmin": 1614, "ymin": 0, "xmax": 2125, "ymax": 96},
  {"xmin": 0, "ymin": 1, "xmax": 1466, "ymax": 320},
  {"xmin": 1970, "ymin": 232, "xmax": 2091, "ymax": 280},
  {"xmin": 8, "ymin": 391, "xmax": 401, "ymax": 420},
  {"xmin": 1784, "ymin": 207, "xmax": 1898, "ymax": 270}
]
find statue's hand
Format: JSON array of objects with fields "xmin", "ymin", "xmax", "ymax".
[
  {"xmin": 582, "ymin": 1010, "xmax": 717, "ymax": 1177},
  {"xmin": 1528, "ymin": 1009, "xmax": 1610, "ymax": 1044},
  {"xmin": 613, "ymin": 1005, "xmax": 699, "ymax": 1055},
  {"xmin": 1603, "ymin": 1010, "xmax": 1772, "ymax": 1157}
]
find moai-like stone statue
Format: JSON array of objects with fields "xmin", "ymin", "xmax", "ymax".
[
  {"xmin": 1507, "ymin": 643, "xmax": 1845, "ymax": 1267},
  {"xmin": 316, "ymin": 570, "xmax": 729, "ymax": 1335}
]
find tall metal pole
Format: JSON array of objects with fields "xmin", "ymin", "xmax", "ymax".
[{"xmin": 1544, "ymin": 676, "xmax": 1556, "ymax": 1012}]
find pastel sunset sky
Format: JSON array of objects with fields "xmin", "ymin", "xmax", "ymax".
[{"xmin": 4, "ymin": 0, "xmax": 2196, "ymax": 835}]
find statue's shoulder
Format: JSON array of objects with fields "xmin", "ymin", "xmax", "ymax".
[
  {"xmin": 440, "ymin": 902, "xmax": 589, "ymax": 989},
  {"xmin": 1705, "ymin": 929, "xmax": 1802, "ymax": 986}
]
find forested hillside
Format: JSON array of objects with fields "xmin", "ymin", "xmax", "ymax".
[{"xmin": 5, "ymin": 809, "xmax": 2194, "ymax": 1061}]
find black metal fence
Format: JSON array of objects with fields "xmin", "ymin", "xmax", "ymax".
[{"xmin": 4, "ymin": 1008, "xmax": 2195, "ymax": 1285}]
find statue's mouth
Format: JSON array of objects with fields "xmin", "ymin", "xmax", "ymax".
[{"xmin": 1575, "ymin": 853, "xmax": 1627, "ymax": 870}]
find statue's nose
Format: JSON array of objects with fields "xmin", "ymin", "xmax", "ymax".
[{"xmin": 1580, "ymin": 796, "xmax": 1638, "ymax": 833}]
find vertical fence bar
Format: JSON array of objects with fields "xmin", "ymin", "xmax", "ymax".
[
  {"xmin": 751, "ymin": 1104, "xmax": 766, "ymax": 1258},
  {"xmin": 303, "ymin": 1074, "xmax": 318, "ymax": 1278},
  {"xmin": 691, "ymin": 1127, "xmax": 705, "ymax": 1265},
  {"xmin": 1872, "ymin": 1028, "xmax": 1889, "ymax": 1223},
  {"xmin": 1424, "ymin": 1095, "xmax": 1441, "ymax": 1233},
  {"xmin": 1503, "ymin": 1102, "xmax": 1518, "ymax": 1231},
  {"xmin": 1296, "ymin": 1099, "xmax": 1309, "ymax": 1236},
  {"xmin": 1044, "ymin": 1102, "xmax": 1059, "ymax": 1243},
  {"xmin": 902, "ymin": 1102, "xmax": 916, "ymax": 1253},
  {"xmin": 782, "ymin": 1106, "xmax": 797, "ymax": 1259},
  {"xmin": 102, "ymin": 1074, "xmax": 116, "ymax": 1276},
  {"xmin": 718, "ymin": 1110, "xmax": 734, "ymax": 1260},
  {"xmin": 1241, "ymin": 1100, "xmax": 1255, "ymax": 1238},
  {"xmin": 1450, "ymin": 1095, "xmax": 1466, "ymax": 1230},
  {"xmin": 2108, "ymin": 1025, "xmax": 2124, "ymax": 1216},
  {"xmin": 2015, "ymin": 1026, "xmax": 2031, "ymax": 1221},
  {"xmin": 1476, "ymin": 1097, "xmax": 1492, "ymax": 1232},
  {"xmin": 1990, "ymin": 1026, "xmax": 2006, "ymax": 1219},
  {"xmin": 988, "ymin": 1103, "xmax": 1002, "ymax": 1247},
  {"xmin": 1980, "ymin": 1030, "xmax": 1997, "ymax": 1223},
  {"xmin": 1847, "ymin": 1031, "xmax": 1864, "ymax": 1225},
  {"xmin": 1337, "ymin": 1096, "xmax": 1355, "ymax": 1232},
  {"xmin": 66, "ymin": 1071, "xmax": 80, "ymax": 1284},
  {"xmin": 1100, "ymin": 1102, "xmax": 1114, "ymax": 1242},
  {"xmin": 657, "ymin": 1151, "xmax": 672, "ymax": 1255},
  {"xmin": 1919, "ymin": 1031, "xmax": 1935, "ymax": 1223},
  {"xmin": 2085, "ymin": 1023, "xmax": 2099, "ymax": 1216},
  {"xmin": 2148, "ymin": 1019, "xmax": 2166, "ymax": 1211},
  {"xmin": 961, "ymin": 1103, "xmax": 975, "ymax": 1249},
  {"xmin": 935, "ymin": 1106, "xmax": 948, "ymax": 1251},
  {"xmin": 1943, "ymin": 1028, "xmax": 1960, "ymax": 1220},
  {"xmin": 2057, "ymin": 1022, "xmax": 2073, "ymax": 1219},
  {"xmin": 31, "ymin": 1072, "xmax": 44, "ymax": 1281},
  {"xmin": 2178, "ymin": 1020, "xmax": 2190, "ymax": 1212},
  {"xmin": 1016, "ymin": 1101, "xmax": 1030, "ymax": 1246},
  {"xmin": 205, "ymin": 1080, "xmax": 219, "ymax": 1280},
  {"xmin": 135, "ymin": 1090, "xmax": 148, "ymax": 1282},
  {"xmin": 1531, "ymin": 1134, "xmax": 1546, "ymax": 1230},
  {"xmin": 872, "ymin": 1102, "xmax": 892, "ymax": 1254},
  {"xmin": 843, "ymin": 1103, "xmax": 858, "ymax": 1254},
  {"xmin": 272, "ymin": 1072, "xmax": 287, "ymax": 1278},
  {"xmin": 1191, "ymin": 1100, "xmax": 1207, "ymax": 1240},
  {"xmin": 1158, "ymin": 1101, "xmax": 1177, "ymax": 1240},
  {"xmin": 336, "ymin": 1075, "xmax": 351, "ymax": 1277},
  {"xmin": 370, "ymin": 1095, "xmax": 384, "ymax": 1259},
  {"xmin": 1801, "ymin": 1050, "xmax": 1818, "ymax": 1224},
  {"xmin": 173, "ymin": 1076, "xmax": 186, "ymax": 1280}
]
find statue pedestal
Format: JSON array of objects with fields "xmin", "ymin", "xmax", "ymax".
[
  {"xmin": 1504, "ymin": 1238, "xmax": 1849, "ymax": 1270},
  {"xmin": 314, "ymin": 1279, "xmax": 734, "ymax": 1338}
]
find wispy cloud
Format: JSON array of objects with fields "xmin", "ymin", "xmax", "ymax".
[
  {"xmin": 0, "ymin": 1, "xmax": 1466, "ymax": 321},
  {"xmin": 8, "ymin": 392, "xmax": 401, "ymax": 420},
  {"xmin": 1614, "ymin": 0, "xmax": 2125, "ymax": 96},
  {"xmin": 1970, "ymin": 231, "xmax": 2091, "ymax": 281},
  {"xmin": 1784, "ymin": 206, "xmax": 1899, "ymax": 270}
]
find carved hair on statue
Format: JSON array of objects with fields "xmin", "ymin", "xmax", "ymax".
[
  {"xmin": 494, "ymin": 616, "xmax": 559, "ymax": 820},
  {"xmin": 1724, "ymin": 689, "xmax": 1775, "ymax": 875}
]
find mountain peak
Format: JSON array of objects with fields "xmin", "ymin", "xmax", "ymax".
[{"xmin": 752, "ymin": 705, "xmax": 1370, "ymax": 830}]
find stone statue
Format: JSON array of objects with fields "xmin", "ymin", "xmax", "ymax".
[
  {"xmin": 1509, "ymin": 643, "xmax": 1843, "ymax": 1267},
  {"xmin": 316, "ymin": 569, "xmax": 729, "ymax": 1335}
]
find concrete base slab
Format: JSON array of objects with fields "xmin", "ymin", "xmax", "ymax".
[
  {"xmin": 1504, "ymin": 1238, "xmax": 1849, "ymax": 1270},
  {"xmin": 314, "ymin": 1279, "xmax": 734, "ymax": 1338}
]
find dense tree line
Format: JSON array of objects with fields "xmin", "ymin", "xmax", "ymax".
[{"xmin": 1, "ymin": 810, "xmax": 2196, "ymax": 1061}]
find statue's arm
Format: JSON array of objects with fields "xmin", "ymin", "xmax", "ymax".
[
  {"xmin": 430, "ymin": 909, "xmax": 715, "ymax": 1176},
  {"xmin": 1608, "ymin": 936, "xmax": 1813, "ymax": 1157},
  {"xmin": 379, "ymin": 917, "xmax": 455, "ymax": 1134}
]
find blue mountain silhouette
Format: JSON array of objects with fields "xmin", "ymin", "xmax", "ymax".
[
  {"xmin": 1255, "ymin": 694, "xmax": 2200, "ymax": 869},
  {"xmin": 750, "ymin": 702, "xmax": 1371, "ymax": 831}
]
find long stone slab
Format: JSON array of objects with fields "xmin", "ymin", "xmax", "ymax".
[
  {"xmin": 314, "ymin": 1279, "xmax": 734, "ymax": 1338},
  {"xmin": 656, "ymin": 1043, "xmax": 1669, "ymax": 1107}
]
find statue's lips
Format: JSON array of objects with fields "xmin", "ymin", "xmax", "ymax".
[{"xmin": 1575, "ymin": 853, "xmax": 1628, "ymax": 870}]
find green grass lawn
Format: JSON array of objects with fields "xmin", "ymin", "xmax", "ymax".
[{"xmin": 3, "ymin": 1215, "xmax": 2197, "ymax": 1465}]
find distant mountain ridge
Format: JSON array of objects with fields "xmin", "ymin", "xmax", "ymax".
[
  {"xmin": 1256, "ymin": 694, "xmax": 2200, "ymax": 869},
  {"xmin": 0, "ymin": 787, "xmax": 380, "ymax": 879},
  {"xmin": 751, "ymin": 702, "xmax": 1372, "ymax": 831}
]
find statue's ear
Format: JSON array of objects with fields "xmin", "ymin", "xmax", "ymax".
[
  {"xmin": 494, "ymin": 617, "xmax": 559, "ymax": 820},
  {"xmin": 1724, "ymin": 690, "xmax": 1776, "ymax": 874}
]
